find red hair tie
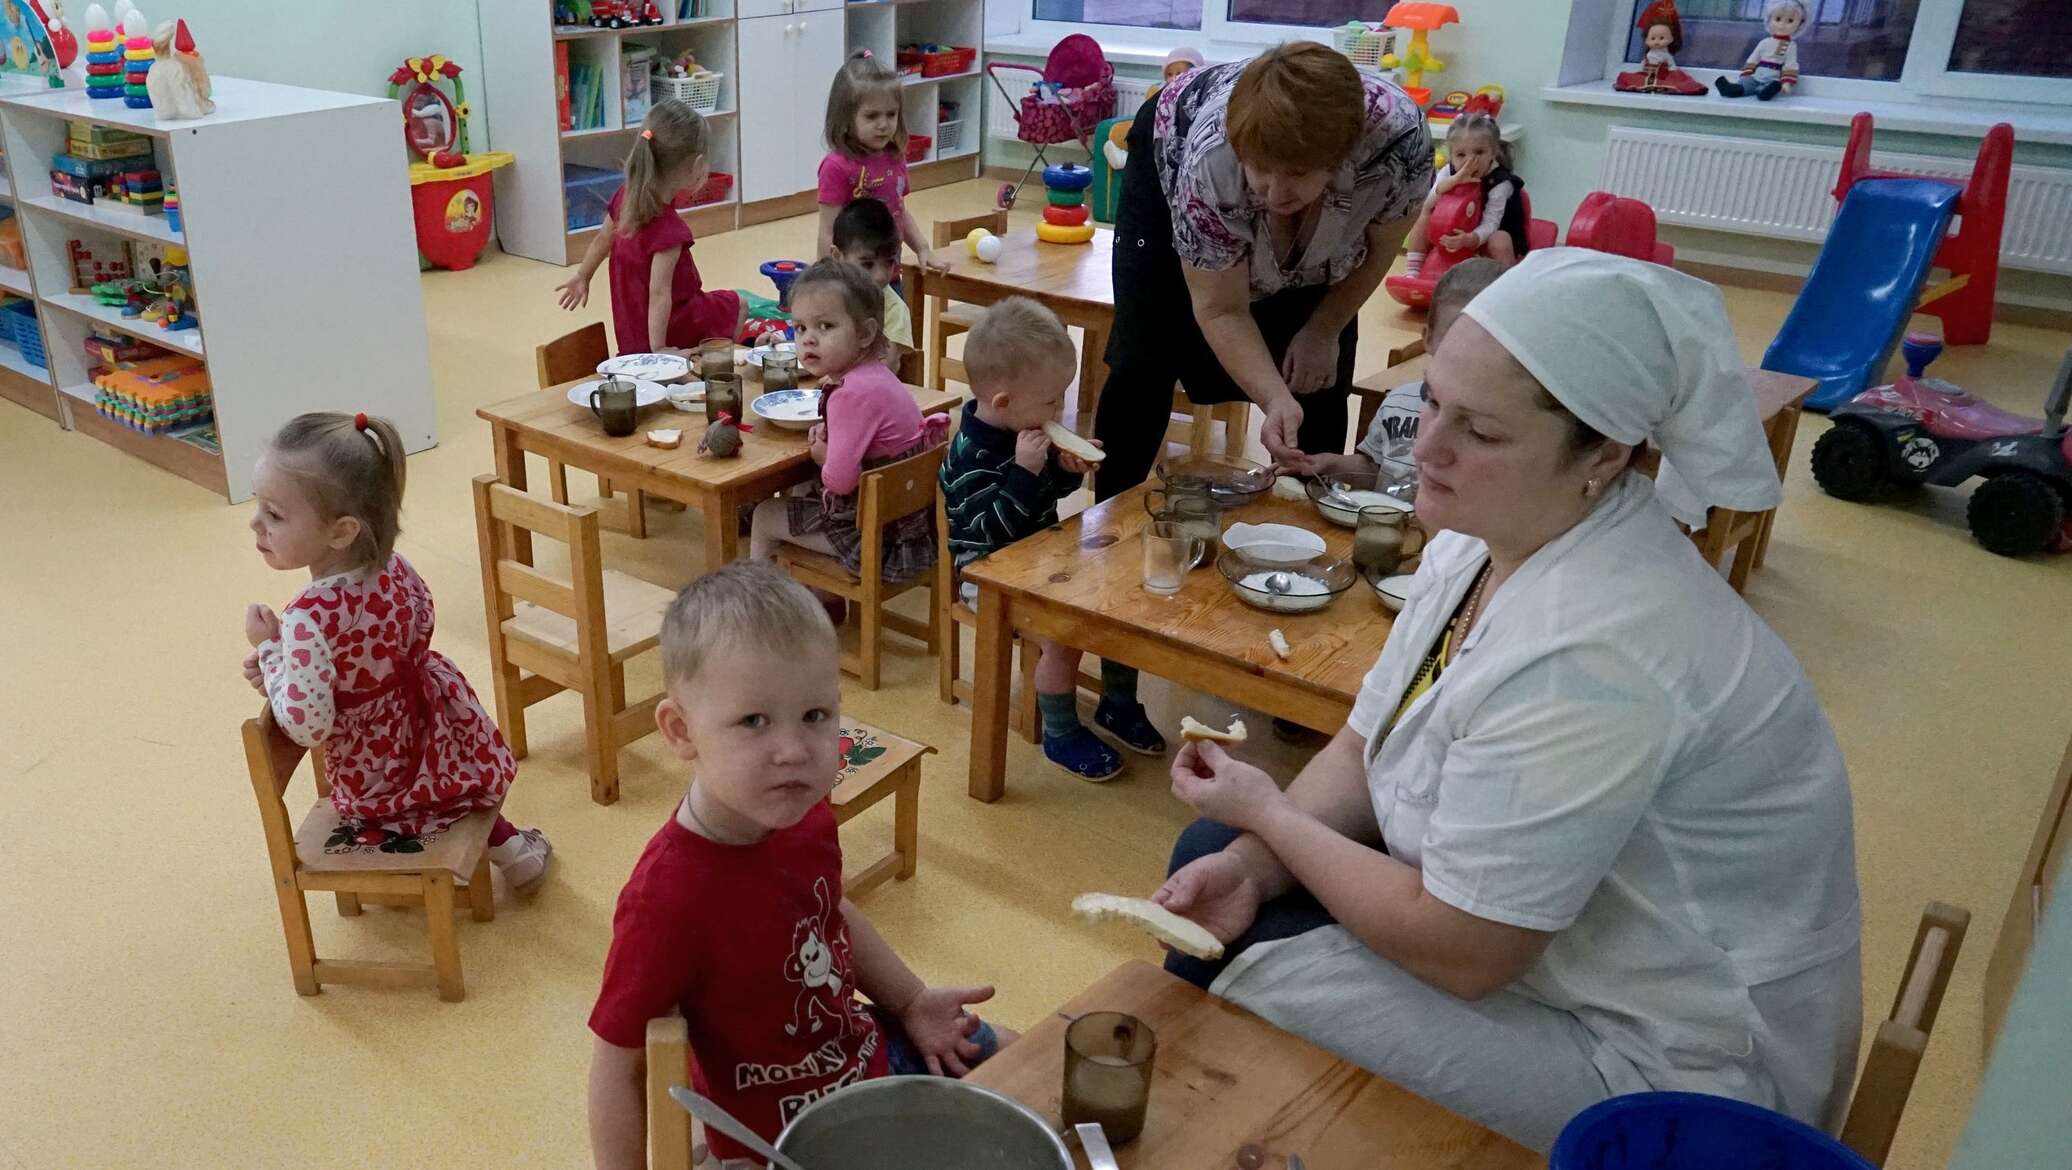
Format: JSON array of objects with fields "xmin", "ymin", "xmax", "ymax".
[
  {"xmin": 641, "ymin": 128, "xmax": 654, "ymax": 140},
  {"xmin": 859, "ymin": 49, "xmax": 872, "ymax": 59},
  {"xmin": 353, "ymin": 412, "xmax": 369, "ymax": 432}
]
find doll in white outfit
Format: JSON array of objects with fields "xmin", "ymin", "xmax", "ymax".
[{"xmin": 1715, "ymin": 0, "xmax": 1805, "ymax": 100}]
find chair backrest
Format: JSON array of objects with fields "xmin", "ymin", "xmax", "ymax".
[
  {"xmin": 470, "ymin": 474, "xmax": 607, "ymax": 660},
  {"xmin": 537, "ymin": 321, "xmax": 610, "ymax": 388},
  {"xmin": 858, "ymin": 444, "xmax": 949, "ymax": 583},
  {"xmin": 935, "ymin": 484, "xmax": 958, "ymax": 613},
  {"xmin": 932, "ymin": 210, "xmax": 1009, "ymax": 249},
  {"xmin": 242, "ymin": 708, "xmax": 327, "ymax": 879},
  {"xmin": 646, "ymin": 1016, "xmax": 697, "ymax": 1170},
  {"xmin": 1840, "ymin": 900, "xmax": 1971, "ymax": 1166}
]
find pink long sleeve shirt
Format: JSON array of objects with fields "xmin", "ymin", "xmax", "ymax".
[{"xmin": 817, "ymin": 362, "xmax": 949, "ymax": 495}]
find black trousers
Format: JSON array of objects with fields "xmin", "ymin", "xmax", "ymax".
[
  {"xmin": 1161, "ymin": 818, "xmax": 1338, "ymax": 989},
  {"xmin": 1095, "ymin": 98, "xmax": 1358, "ymax": 501}
]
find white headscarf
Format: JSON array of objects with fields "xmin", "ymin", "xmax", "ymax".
[{"xmin": 1460, "ymin": 248, "xmax": 1782, "ymax": 515}]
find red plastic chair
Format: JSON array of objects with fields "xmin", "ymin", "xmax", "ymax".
[{"xmin": 985, "ymin": 33, "xmax": 1115, "ymax": 209}]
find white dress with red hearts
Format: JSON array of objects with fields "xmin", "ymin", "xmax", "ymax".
[{"xmin": 257, "ymin": 553, "xmax": 515, "ymax": 836}]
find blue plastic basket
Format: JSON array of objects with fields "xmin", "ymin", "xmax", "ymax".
[
  {"xmin": 1552, "ymin": 1093, "xmax": 1875, "ymax": 1170},
  {"xmin": 2, "ymin": 299, "xmax": 46, "ymax": 368}
]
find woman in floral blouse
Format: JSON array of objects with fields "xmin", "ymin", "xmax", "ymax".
[{"xmin": 1093, "ymin": 42, "xmax": 1431, "ymax": 497}]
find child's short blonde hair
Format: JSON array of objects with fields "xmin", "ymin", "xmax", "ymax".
[
  {"xmin": 963, "ymin": 297, "xmax": 1075, "ymax": 393},
  {"xmin": 660, "ymin": 562, "xmax": 835, "ymax": 690},
  {"xmin": 1429, "ymin": 257, "xmax": 1505, "ymax": 339}
]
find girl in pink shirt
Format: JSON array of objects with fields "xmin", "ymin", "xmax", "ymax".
[
  {"xmin": 816, "ymin": 51, "xmax": 937, "ymax": 271},
  {"xmin": 556, "ymin": 100, "xmax": 743, "ymax": 354},
  {"xmin": 750, "ymin": 259, "xmax": 949, "ymax": 583}
]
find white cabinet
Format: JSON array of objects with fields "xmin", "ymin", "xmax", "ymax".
[{"xmin": 737, "ymin": 11, "xmax": 844, "ymax": 203}]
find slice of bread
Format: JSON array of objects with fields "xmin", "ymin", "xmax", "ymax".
[
  {"xmin": 1042, "ymin": 420, "xmax": 1105, "ymax": 463},
  {"xmin": 1178, "ymin": 715, "xmax": 1247, "ymax": 745},
  {"xmin": 1072, "ymin": 892, "xmax": 1225, "ymax": 960}
]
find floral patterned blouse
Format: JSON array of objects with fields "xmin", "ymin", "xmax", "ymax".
[{"xmin": 1152, "ymin": 59, "xmax": 1433, "ymax": 300}]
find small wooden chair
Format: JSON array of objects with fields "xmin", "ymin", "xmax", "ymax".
[
  {"xmin": 926, "ymin": 210, "xmax": 1009, "ymax": 392},
  {"xmin": 772, "ymin": 445, "xmax": 945, "ymax": 690},
  {"xmin": 1690, "ymin": 398, "xmax": 1803, "ymax": 592},
  {"xmin": 935, "ymin": 488, "xmax": 1040, "ymax": 737},
  {"xmin": 830, "ymin": 720, "xmax": 932, "ymax": 896},
  {"xmin": 241, "ymin": 710, "xmax": 495, "ymax": 1002},
  {"xmin": 1837, "ymin": 901, "xmax": 1970, "ymax": 1165},
  {"xmin": 1171, "ymin": 391, "xmax": 1249, "ymax": 457},
  {"xmin": 646, "ymin": 1016, "xmax": 704, "ymax": 1169},
  {"xmin": 537, "ymin": 321, "xmax": 647, "ymax": 538},
  {"xmin": 472, "ymin": 474, "xmax": 675, "ymax": 805}
]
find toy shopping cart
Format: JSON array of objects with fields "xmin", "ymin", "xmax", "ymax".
[{"xmin": 985, "ymin": 34, "xmax": 1116, "ymax": 210}]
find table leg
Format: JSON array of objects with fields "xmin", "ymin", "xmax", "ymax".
[
  {"xmin": 968, "ymin": 585, "xmax": 1013, "ymax": 803},
  {"xmin": 489, "ymin": 422, "xmax": 534, "ymax": 566},
  {"xmin": 704, "ymin": 488, "xmax": 738, "ymax": 570}
]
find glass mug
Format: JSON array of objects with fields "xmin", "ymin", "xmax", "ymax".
[
  {"xmin": 1062, "ymin": 1012, "xmax": 1157, "ymax": 1145},
  {"xmin": 704, "ymin": 371, "xmax": 743, "ymax": 423},
  {"xmin": 1353, "ymin": 501, "xmax": 1426, "ymax": 578},
  {"xmin": 1142, "ymin": 519, "xmax": 1207, "ymax": 595},
  {"xmin": 760, "ymin": 350, "xmax": 800, "ymax": 394},
  {"xmin": 1143, "ymin": 483, "xmax": 1222, "ymax": 550},
  {"xmin": 588, "ymin": 376, "xmax": 639, "ymax": 438},
  {"xmin": 698, "ymin": 337, "xmax": 736, "ymax": 382}
]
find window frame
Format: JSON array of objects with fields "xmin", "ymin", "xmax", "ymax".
[{"xmin": 1018, "ymin": 0, "xmax": 1343, "ymax": 60}]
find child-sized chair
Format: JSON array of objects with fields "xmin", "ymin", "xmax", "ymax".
[
  {"xmin": 1840, "ymin": 901, "xmax": 1970, "ymax": 1166},
  {"xmin": 241, "ymin": 710, "xmax": 495, "ymax": 1002},
  {"xmin": 926, "ymin": 210, "xmax": 1009, "ymax": 393},
  {"xmin": 537, "ymin": 322, "xmax": 648, "ymax": 537},
  {"xmin": 472, "ymin": 474, "xmax": 675, "ymax": 805},
  {"xmin": 935, "ymin": 489, "xmax": 1039, "ymax": 734},
  {"xmin": 772, "ymin": 445, "xmax": 946, "ymax": 690},
  {"xmin": 830, "ymin": 719, "xmax": 932, "ymax": 896},
  {"xmin": 986, "ymin": 34, "xmax": 1116, "ymax": 210},
  {"xmin": 646, "ymin": 1016, "xmax": 703, "ymax": 1169}
]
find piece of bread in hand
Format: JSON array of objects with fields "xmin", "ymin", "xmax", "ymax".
[
  {"xmin": 1178, "ymin": 715, "xmax": 1247, "ymax": 745},
  {"xmin": 1042, "ymin": 420, "xmax": 1105, "ymax": 463},
  {"xmin": 1072, "ymin": 892, "xmax": 1225, "ymax": 960}
]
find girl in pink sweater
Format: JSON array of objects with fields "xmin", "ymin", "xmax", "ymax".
[{"xmin": 750, "ymin": 258, "xmax": 949, "ymax": 581}]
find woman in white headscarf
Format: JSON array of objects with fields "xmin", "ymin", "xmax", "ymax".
[{"xmin": 1150, "ymin": 249, "xmax": 1863, "ymax": 1152}]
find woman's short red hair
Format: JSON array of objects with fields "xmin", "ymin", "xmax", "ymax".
[{"xmin": 1226, "ymin": 42, "xmax": 1365, "ymax": 175}]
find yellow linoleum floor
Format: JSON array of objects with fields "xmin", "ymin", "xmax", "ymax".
[{"xmin": 2, "ymin": 180, "xmax": 2069, "ymax": 1169}]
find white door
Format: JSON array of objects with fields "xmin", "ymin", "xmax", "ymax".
[
  {"xmin": 792, "ymin": 12, "xmax": 846, "ymax": 189},
  {"xmin": 736, "ymin": 13, "xmax": 797, "ymax": 203}
]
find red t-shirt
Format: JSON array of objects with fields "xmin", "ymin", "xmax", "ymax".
[
  {"xmin": 816, "ymin": 150, "xmax": 907, "ymax": 220},
  {"xmin": 588, "ymin": 802, "xmax": 887, "ymax": 1161},
  {"xmin": 605, "ymin": 186, "xmax": 743, "ymax": 355}
]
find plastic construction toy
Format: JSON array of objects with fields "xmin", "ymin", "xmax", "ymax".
[
  {"xmin": 1812, "ymin": 334, "xmax": 2072, "ymax": 557},
  {"xmin": 1034, "ymin": 163, "xmax": 1094, "ymax": 244},
  {"xmin": 588, "ymin": 0, "xmax": 662, "ymax": 29},
  {"xmin": 1379, "ymin": 2, "xmax": 1459, "ymax": 108}
]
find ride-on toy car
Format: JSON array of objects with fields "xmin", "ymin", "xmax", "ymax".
[{"xmin": 1810, "ymin": 332, "xmax": 2072, "ymax": 556}]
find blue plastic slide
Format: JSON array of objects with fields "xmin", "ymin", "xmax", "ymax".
[{"xmin": 1762, "ymin": 178, "xmax": 1960, "ymax": 412}]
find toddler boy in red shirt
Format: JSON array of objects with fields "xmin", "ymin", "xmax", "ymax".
[{"xmin": 586, "ymin": 562, "xmax": 1009, "ymax": 1168}]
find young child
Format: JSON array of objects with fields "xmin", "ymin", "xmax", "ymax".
[
  {"xmin": 750, "ymin": 259, "xmax": 949, "ymax": 583},
  {"xmin": 555, "ymin": 99, "xmax": 743, "ymax": 355},
  {"xmin": 939, "ymin": 298, "xmax": 1165, "ymax": 780},
  {"xmin": 829, "ymin": 197, "xmax": 914, "ymax": 369},
  {"xmin": 1403, "ymin": 114, "xmax": 1529, "ymax": 275},
  {"xmin": 241, "ymin": 412, "xmax": 549, "ymax": 888},
  {"xmin": 1310, "ymin": 258, "xmax": 1505, "ymax": 496},
  {"xmin": 817, "ymin": 51, "xmax": 935, "ymax": 272},
  {"xmin": 586, "ymin": 562, "xmax": 1010, "ymax": 1170}
]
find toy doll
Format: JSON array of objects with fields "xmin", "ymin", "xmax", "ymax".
[
  {"xmin": 1716, "ymin": 0, "xmax": 1805, "ymax": 101},
  {"xmin": 1615, "ymin": 1, "xmax": 1706, "ymax": 96}
]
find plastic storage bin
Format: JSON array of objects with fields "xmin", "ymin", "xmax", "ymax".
[
  {"xmin": 1333, "ymin": 23, "xmax": 1393, "ymax": 68},
  {"xmin": 564, "ymin": 163, "xmax": 622, "ymax": 231},
  {"xmin": 3, "ymin": 298, "xmax": 46, "ymax": 368},
  {"xmin": 654, "ymin": 70, "xmax": 723, "ymax": 114},
  {"xmin": 682, "ymin": 171, "xmax": 733, "ymax": 207},
  {"xmin": 904, "ymin": 134, "xmax": 932, "ymax": 163},
  {"xmin": 1551, "ymin": 1093, "xmax": 1876, "ymax": 1170},
  {"xmin": 935, "ymin": 119, "xmax": 965, "ymax": 156}
]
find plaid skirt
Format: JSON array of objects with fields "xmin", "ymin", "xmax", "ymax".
[{"xmin": 785, "ymin": 437, "xmax": 939, "ymax": 583}]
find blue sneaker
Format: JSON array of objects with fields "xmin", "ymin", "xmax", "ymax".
[
  {"xmin": 1043, "ymin": 725, "xmax": 1124, "ymax": 781},
  {"xmin": 1094, "ymin": 699, "xmax": 1167, "ymax": 755}
]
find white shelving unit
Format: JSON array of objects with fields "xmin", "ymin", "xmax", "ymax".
[
  {"xmin": 485, "ymin": 2, "xmax": 743, "ymax": 264},
  {"xmin": 0, "ymin": 76, "xmax": 437, "ymax": 502},
  {"xmin": 846, "ymin": 0, "xmax": 983, "ymax": 166}
]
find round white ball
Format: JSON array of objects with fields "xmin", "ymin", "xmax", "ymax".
[{"xmin": 975, "ymin": 234, "xmax": 1003, "ymax": 263}]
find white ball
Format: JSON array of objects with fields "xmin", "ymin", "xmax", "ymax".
[{"xmin": 975, "ymin": 234, "xmax": 1003, "ymax": 263}]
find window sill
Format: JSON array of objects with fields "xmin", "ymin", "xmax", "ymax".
[
  {"xmin": 1542, "ymin": 80, "xmax": 2072, "ymax": 147},
  {"xmin": 983, "ymin": 29, "xmax": 1317, "ymax": 69}
]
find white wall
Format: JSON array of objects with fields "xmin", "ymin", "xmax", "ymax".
[{"xmin": 1948, "ymin": 856, "xmax": 2072, "ymax": 1168}]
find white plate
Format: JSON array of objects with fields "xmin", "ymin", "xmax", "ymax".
[
  {"xmin": 1314, "ymin": 486, "xmax": 1413, "ymax": 527},
  {"xmin": 667, "ymin": 382, "xmax": 707, "ymax": 412},
  {"xmin": 740, "ymin": 342, "xmax": 798, "ymax": 368},
  {"xmin": 1373, "ymin": 573, "xmax": 1414, "ymax": 613},
  {"xmin": 596, "ymin": 352, "xmax": 691, "ymax": 381},
  {"xmin": 1222, "ymin": 522, "xmax": 1326, "ymax": 564},
  {"xmin": 751, "ymin": 388, "xmax": 823, "ymax": 431},
  {"xmin": 566, "ymin": 378, "xmax": 669, "ymax": 410}
]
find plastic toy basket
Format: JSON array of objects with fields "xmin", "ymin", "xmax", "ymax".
[
  {"xmin": 1551, "ymin": 1094, "xmax": 1876, "ymax": 1170},
  {"xmin": 2, "ymin": 298, "xmax": 46, "ymax": 368},
  {"xmin": 684, "ymin": 171, "xmax": 734, "ymax": 207},
  {"xmin": 905, "ymin": 134, "xmax": 933, "ymax": 163},
  {"xmin": 922, "ymin": 46, "xmax": 976, "ymax": 77},
  {"xmin": 1333, "ymin": 23, "xmax": 1394, "ymax": 69},
  {"xmin": 654, "ymin": 71, "xmax": 724, "ymax": 114},
  {"xmin": 935, "ymin": 118, "xmax": 966, "ymax": 156}
]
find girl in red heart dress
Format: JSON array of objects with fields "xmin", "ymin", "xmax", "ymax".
[{"xmin": 240, "ymin": 412, "xmax": 552, "ymax": 889}]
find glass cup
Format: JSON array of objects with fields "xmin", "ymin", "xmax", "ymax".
[
  {"xmin": 588, "ymin": 376, "xmax": 639, "ymax": 437},
  {"xmin": 698, "ymin": 337, "xmax": 736, "ymax": 382},
  {"xmin": 761, "ymin": 350, "xmax": 800, "ymax": 394},
  {"xmin": 1144, "ymin": 482, "xmax": 1222, "ymax": 551},
  {"xmin": 1142, "ymin": 520, "xmax": 1204, "ymax": 595},
  {"xmin": 1353, "ymin": 501, "xmax": 1426, "ymax": 578},
  {"xmin": 704, "ymin": 371, "xmax": 742, "ymax": 423},
  {"xmin": 1062, "ymin": 1012, "xmax": 1157, "ymax": 1145}
]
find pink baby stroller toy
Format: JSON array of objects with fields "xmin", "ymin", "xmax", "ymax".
[{"xmin": 986, "ymin": 33, "xmax": 1115, "ymax": 210}]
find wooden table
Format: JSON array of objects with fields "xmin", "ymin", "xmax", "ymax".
[
  {"xmin": 476, "ymin": 379, "xmax": 962, "ymax": 569},
  {"xmin": 970, "ymin": 960, "xmax": 1538, "ymax": 1170},
  {"xmin": 959, "ymin": 486, "xmax": 1395, "ymax": 802},
  {"xmin": 909, "ymin": 226, "xmax": 1119, "ymax": 414}
]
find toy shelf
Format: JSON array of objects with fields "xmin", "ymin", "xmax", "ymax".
[
  {"xmin": 844, "ymin": 0, "xmax": 983, "ymax": 178},
  {"xmin": 0, "ymin": 76, "xmax": 437, "ymax": 503},
  {"xmin": 0, "ymin": 262, "xmax": 29, "ymax": 297}
]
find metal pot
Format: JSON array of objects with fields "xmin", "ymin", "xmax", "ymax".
[{"xmin": 774, "ymin": 1077, "xmax": 1075, "ymax": 1169}]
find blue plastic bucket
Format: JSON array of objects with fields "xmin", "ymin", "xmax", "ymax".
[{"xmin": 1551, "ymin": 1093, "xmax": 1874, "ymax": 1170}]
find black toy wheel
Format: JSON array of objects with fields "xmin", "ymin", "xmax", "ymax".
[
  {"xmin": 1809, "ymin": 422, "xmax": 1887, "ymax": 502},
  {"xmin": 1968, "ymin": 472, "xmax": 2065, "ymax": 557}
]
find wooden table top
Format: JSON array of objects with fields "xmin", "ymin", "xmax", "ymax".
[
  {"xmin": 959, "ymin": 484, "xmax": 1394, "ymax": 711},
  {"xmin": 926, "ymin": 226, "xmax": 1115, "ymax": 311},
  {"xmin": 476, "ymin": 379, "xmax": 964, "ymax": 493},
  {"xmin": 969, "ymin": 960, "xmax": 1538, "ymax": 1170},
  {"xmin": 1750, "ymin": 367, "xmax": 1816, "ymax": 416}
]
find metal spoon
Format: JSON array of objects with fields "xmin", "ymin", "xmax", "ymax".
[
  {"xmin": 1263, "ymin": 572, "xmax": 1294, "ymax": 594},
  {"xmin": 668, "ymin": 1086, "xmax": 811, "ymax": 1170},
  {"xmin": 1075, "ymin": 1123, "xmax": 1121, "ymax": 1170}
]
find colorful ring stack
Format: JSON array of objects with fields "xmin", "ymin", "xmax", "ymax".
[
  {"xmin": 1034, "ymin": 163, "xmax": 1096, "ymax": 244},
  {"xmin": 85, "ymin": 26, "xmax": 122, "ymax": 99},
  {"xmin": 123, "ymin": 33, "xmax": 155, "ymax": 108},
  {"xmin": 163, "ymin": 186, "xmax": 182, "ymax": 234}
]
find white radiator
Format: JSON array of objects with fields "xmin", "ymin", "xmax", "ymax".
[
  {"xmin": 1598, "ymin": 127, "xmax": 2072, "ymax": 275},
  {"xmin": 985, "ymin": 73, "xmax": 1154, "ymax": 144}
]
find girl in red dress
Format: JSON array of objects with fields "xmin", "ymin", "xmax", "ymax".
[
  {"xmin": 241, "ymin": 412, "xmax": 551, "ymax": 889},
  {"xmin": 555, "ymin": 99, "xmax": 744, "ymax": 354}
]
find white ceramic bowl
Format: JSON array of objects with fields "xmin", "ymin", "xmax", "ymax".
[
  {"xmin": 1307, "ymin": 474, "xmax": 1414, "ymax": 528},
  {"xmin": 751, "ymin": 388, "xmax": 823, "ymax": 431},
  {"xmin": 1373, "ymin": 573, "xmax": 1414, "ymax": 613},
  {"xmin": 1221, "ymin": 522, "xmax": 1326, "ymax": 565},
  {"xmin": 667, "ymin": 382, "xmax": 706, "ymax": 412}
]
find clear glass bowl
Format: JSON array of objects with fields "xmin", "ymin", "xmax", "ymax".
[{"xmin": 1216, "ymin": 547, "xmax": 1356, "ymax": 614}]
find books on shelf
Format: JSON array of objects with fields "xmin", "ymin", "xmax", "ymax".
[
  {"xmin": 556, "ymin": 42, "xmax": 572, "ymax": 132},
  {"xmin": 567, "ymin": 59, "xmax": 607, "ymax": 131}
]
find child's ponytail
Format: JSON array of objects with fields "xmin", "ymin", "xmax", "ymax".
[
  {"xmin": 269, "ymin": 412, "xmax": 409, "ymax": 569},
  {"xmin": 619, "ymin": 99, "xmax": 710, "ymax": 235}
]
